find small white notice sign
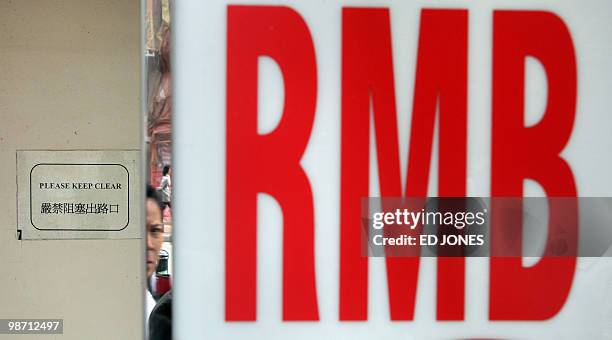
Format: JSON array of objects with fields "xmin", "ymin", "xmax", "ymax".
[{"xmin": 17, "ymin": 150, "xmax": 141, "ymax": 239}]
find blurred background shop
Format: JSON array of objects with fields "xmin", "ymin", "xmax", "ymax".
[{"xmin": 145, "ymin": 0, "xmax": 173, "ymax": 296}]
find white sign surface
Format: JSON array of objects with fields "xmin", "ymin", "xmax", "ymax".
[
  {"xmin": 17, "ymin": 150, "xmax": 141, "ymax": 239},
  {"xmin": 174, "ymin": 0, "xmax": 612, "ymax": 338}
]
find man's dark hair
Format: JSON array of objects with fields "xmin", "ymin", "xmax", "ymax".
[
  {"xmin": 146, "ymin": 184, "xmax": 163, "ymax": 213},
  {"xmin": 162, "ymin": 165, "xmax": 171, "ymax": 176}
]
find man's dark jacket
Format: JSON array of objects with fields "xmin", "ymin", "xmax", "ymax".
[{"xmin": 149, "ymin": 290, "xmax": 172, "ymax": 340}]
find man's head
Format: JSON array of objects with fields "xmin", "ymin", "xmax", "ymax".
[
  {"xmin": 162, "ymin": 165, "xmax": 171, "ymax": 176},
  {"xmin": 146, "ymin": 184, "xmax": 164, "ymax": 278}
]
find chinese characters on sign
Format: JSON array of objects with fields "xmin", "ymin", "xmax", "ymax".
[
  {"xmin": 17, "ymin": 150, "xmax": 141, "ymax": 239},
  {"xmin": 40, "ymin": 203, "xmax": 120, "ymax": 215}
]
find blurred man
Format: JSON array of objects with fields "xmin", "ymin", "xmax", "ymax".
[
  {"xmin": 146, "ymin": 185, "xmax": 164, "ymax": 337},
  {"xmin": 157, "ymin": 165, "xmax": 172, "ymax": 221},
  {"xmin": 146, "ymin": 184, "xmax": 172, "ymax": 339},
  {"xmin": 146, "ymin": 185, "xmax": 164, "ymax": 279}
]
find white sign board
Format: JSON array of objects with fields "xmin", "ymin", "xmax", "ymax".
[
  {"xmin": 17, "ymin": 150, "xmax": 141, "ymax": 239},
  {"xmin": 174, "ymin": 0, "xmax": 612, "ymax": 338}
]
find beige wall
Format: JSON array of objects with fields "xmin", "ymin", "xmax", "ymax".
[{"xmin": 0, "ymin": 1, "xmax": 143, "ymax": 339}]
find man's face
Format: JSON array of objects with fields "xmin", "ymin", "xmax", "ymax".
[{"xmin": 146, "ymin": 198, "xmax": 164, "ymax": 278}]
